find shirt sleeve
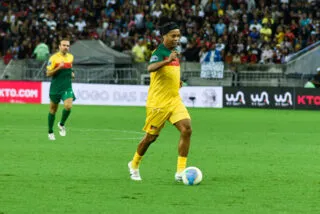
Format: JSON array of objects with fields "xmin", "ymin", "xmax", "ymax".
[
  {"xmin": 46, "ymin": 56, "xmax": 55, "ymax": 71},
  {"xmin": 148, "ymin": 49, "xmax": 163, "ymax": 65}
]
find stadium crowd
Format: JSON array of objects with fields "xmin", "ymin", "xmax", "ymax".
[{"xmin": 0, "ymin": 0, "xmax": 319, "ymax": 65}]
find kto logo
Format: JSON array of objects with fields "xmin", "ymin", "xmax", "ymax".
[
  {"xmin": 225, "ymin": 91, "xmax": 245, "ymax": 106},
  {"xmin": 297, "ymin": 95, "xmax": 320, "ymax": 106},
  {"xmin": 274, "ymin": 92, "xmax": 292, "ymax": 106},
  {"xmin": 250, "ymin": 91, "xmax": 269, "ymax": 106}
]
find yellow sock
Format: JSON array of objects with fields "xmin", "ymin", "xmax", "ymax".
[
  {"xmin": 177, "ymin": 156, "xmax": 187, "ymax": 173},
  {"xmin": 132, "ymin": 152, "xmax": 143, "ymax": 169}
]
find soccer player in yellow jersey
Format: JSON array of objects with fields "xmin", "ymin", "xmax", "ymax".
[
  {"xmin": 46, "ymin": 39, "xmax": 75, "ymax": 140},
  {"xmin": 128, "ymin": 22, "xmax": 192, "ymax": 182}
]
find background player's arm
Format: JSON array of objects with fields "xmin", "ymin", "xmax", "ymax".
[
  {"xmin": 46, "ymin": 62, "xmax": 64, "ymax": 77},
  {"xmin": 148, "ymin": 51, "xmax": 178, "ymax": 72}
]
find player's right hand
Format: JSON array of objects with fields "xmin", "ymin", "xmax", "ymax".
[
  {"xmin": 168, "ymin": 51, "xmax": 178, "ymax": 62},
  {"xmin": 58, "ymin": 62, "xmax": 64, "ymax": 69}
]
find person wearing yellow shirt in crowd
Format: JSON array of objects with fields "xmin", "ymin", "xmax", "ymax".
[
  {"xmin": 132, "ymin": 38, "xmax": 147, "ymax": 63},
  {"xmin": 260, "ymin": 23, "xmax": 272, "ymax": 42},
  {"xmin": 274, "ymin": 26, "xmax": 285, "ymax": 44},
  {"xmin": 163, "ymin": 0, "xmax": 176, "ymax": 15},
  {"xmin": 128, "ymin": 22, "xmax": 193, "ymax": 182},
  {"xmin": 262, "ymin": 13, "xmax": 274, "ymax": 25}
]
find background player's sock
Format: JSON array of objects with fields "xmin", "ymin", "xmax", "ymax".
[
  {"xmin": 177, "ymin": 156, "xmax": 187, "ymax": 173},
  {"xmin": 48, "ymin": 113, "xmax": 55, "ymax": 133},
  {"xmin": 60, "ymin": 109, "xmax": 71, "ymax": 126},
  {"xmin": 132, "ymin": 152, "xmax": 143, "ymax": 169}
]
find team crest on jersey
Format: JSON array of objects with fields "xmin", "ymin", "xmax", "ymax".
[{"xmin": 150, "ymin": 55, "xmax": 159, "ymax": 63}]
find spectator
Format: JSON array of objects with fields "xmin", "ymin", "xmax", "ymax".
[
  {"xmin": 74, "ymin": 17, "xmax": 86, "ymax": 32},
  {"xmin": 225, "ymin": 51, "xmax": 233, "ymax": 64},
  {"xmin": 240, "ymin": 51, "xmax": 248, "ymax": 64},
  {"xmin": 260, "ymin": 23, "xmax": 272, "ymax": 42},
  {"xmin": 305, "ymin": 68, "xmax": 320, "ymax": 88},
  {"xmin": 33, "ymin": 42, "xmax": 50, "ymax": 62},
  {"xmin": 260, "ymin": 44, "xmax": 274, "ymax": 64},
  {"xmin": 215, "ymin": 19, "xmax": 226, "ymax": 37},
  {"xmin": 248, "ymin": 50, "xmax": 258, "ymax": 64},
  {"xmin": 132, "ymin": 38, "xmax": 147, "ymax": 63},
  {"xmin": 232, "ymin": 52, "xmax": 241, "ymax": 64},
  {"xmin": 249, "ymin": 27, "xmax": 260, "ymax": 41},
  {"xmin": 250, "ymin": 19, "xmax": 262, "ymax": 32},
  {"xmin": 3, "ymin": 50, "xmax": 13, "ymax": 65},
  {"xmin": 274, "ymin": 26, "xmax": 285, "ymax": 45},
  {"xmin": 230, "ymin": 64, "xmax": 240, "ymax": 87},
  {"xmin": 0, "ymin": 0, "xmax": 317, "ymax": 66},
  {"xmin": 10, "ymin": 41, "xmax": 19, "ymax": 60}
]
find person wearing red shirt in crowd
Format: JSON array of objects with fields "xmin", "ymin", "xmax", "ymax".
[
  {"xmin": 3, "ymin": 50, "xmax": 13, "ymax": 65},
  {"xmin": 248, "ymin": 50, "xmax": 258, "ymax": 64},
  {"xmin": 284, "ymin": 28, "xmax": 295, "ymax": 43},
  {"xmin": 240, "ymin": 51, "xmax": 248, "ymax": 64}
]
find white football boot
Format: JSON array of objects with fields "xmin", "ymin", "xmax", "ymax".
[
  {"xmin": 48, "ymin": 133, "xmax": 56, "ymax": 141},
  {"xmin": 175, "ymin": 172, "xmax": 183, "ymax": 182},
  {"xmin": 58, "ymin": 122, "xmax": 66, "ymax": 136},
  {"xmin": 128, "ymin": 161, "xmax": 142, "ymax": 181}
]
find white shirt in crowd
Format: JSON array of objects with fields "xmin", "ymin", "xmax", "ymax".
[
  {"xmin": 75, "ymin": 19, "xmax": 87, "ymax": 32},
  {"xmin": 250, "ymin": 23, "xmax": 262, "ymax": 32}
]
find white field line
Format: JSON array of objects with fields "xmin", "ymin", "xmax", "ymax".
[{"xmin": 0, "ymin": 126, "xmax": 144, "ymax": 135}]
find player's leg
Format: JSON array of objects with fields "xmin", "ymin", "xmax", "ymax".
[
  {"xmin": 58, "ymin": 98, "xmax": 73, "ymax": 136},
  {"xmin": 170, "ymin": 102, "xmax": 192, "ymax": 181},
  {"xmin": 58, "ymin": 89, "xmax": 75, "ymax": 136},
  {"xmin": 128, "ymin": 133, "xmax": 158, "ymax": 181},
  {"xmin": 128, "ymin": 107, "xmax": 168, "ymax": 181},
  {"xmin": 173, "ymin": 119, "xmax": 192, "ymax": 181},
  {"xmin": 48, "ymin": 100, "xmax": 59, "ymax": 140},
  {"xmin": 131, "ymin": 133, "xmax": 158, "ymax": 167}
]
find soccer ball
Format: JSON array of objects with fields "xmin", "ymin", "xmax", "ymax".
[{"xmin": 182, "ymin": 167, "xmax": 203, "ymax": 185}]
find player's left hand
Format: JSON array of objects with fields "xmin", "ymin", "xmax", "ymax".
[{"xmin": 72, "ymin": 72, "xmax": 75, "ymax": 79}]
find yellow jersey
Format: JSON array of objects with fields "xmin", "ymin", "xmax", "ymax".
[
  {"xmin": 146, "ymin": 44, "xmax": 181, "ymax": 108},
  {"xmin": 47, "ymin": 52, "xmax": 74, "ymax": 94}
]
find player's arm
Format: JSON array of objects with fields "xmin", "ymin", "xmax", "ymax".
[
  {"xmin": 148, "ymin": 51, "xmax": 178, "ymax": 72},
  {"xmin": 46, "ymin": 65, "xmax": 63, "ymax": 77},
  {"xmin": 46, "ymin": 59, "xmax": 64, "ymax": 77}
]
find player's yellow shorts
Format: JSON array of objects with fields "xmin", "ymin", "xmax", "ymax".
[
  {"xmin": 143, "ymin": 101, "xmax": 191, "ymax": 135},
  {"xmin": 49, "ymin": 89, "xmax": 76, "ymax": 104}
]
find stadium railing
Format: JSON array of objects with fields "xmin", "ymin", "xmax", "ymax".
[
  {"xmin": 0, "ymin": 59, "xmax": 139, "ymax": 85},
  {"xmin": 0, "ymin": 53, "xmax": 318, "ymax": 88}
]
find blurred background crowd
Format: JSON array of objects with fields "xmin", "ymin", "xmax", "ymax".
[{"xmin": 0, "ymin": 0, "xmax": 319, "ymax": 65}]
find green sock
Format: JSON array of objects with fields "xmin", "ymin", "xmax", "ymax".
[
  {"xmin": 60, "ymin": 109, "xmax": 71, "ymax": 126},
  {"xmin": 48, "ymin": 113, "xmax": 55, "ymax": 133}
]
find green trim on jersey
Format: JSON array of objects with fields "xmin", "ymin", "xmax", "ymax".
[{"xmin": 148, "ymin": 44, "xmax": 178, "ymax": 65}]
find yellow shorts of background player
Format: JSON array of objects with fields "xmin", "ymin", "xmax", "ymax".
[{"xmin": 143, "ymin": 101, "xmax": 191, "ymax": 135}]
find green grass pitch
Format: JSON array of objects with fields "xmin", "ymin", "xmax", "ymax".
[{"xmin": 0, "ymin": 104, "xmax": 319, "ymax": 214}]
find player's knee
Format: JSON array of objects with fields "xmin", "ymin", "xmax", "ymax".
[
  {"xmin": 181, "ymin": 125, "xmax": 192, "ymax": 136},
  {"xmin": 49, "ymin": 106, "xmax": 57, "ymax": 114},
  {"xmin": 64, "ymin": 104, "xmax": 72, "ymax": 111},
  {"xmin": 49, "ymin": 109, "xmax": 57, "ymax": 114}
]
